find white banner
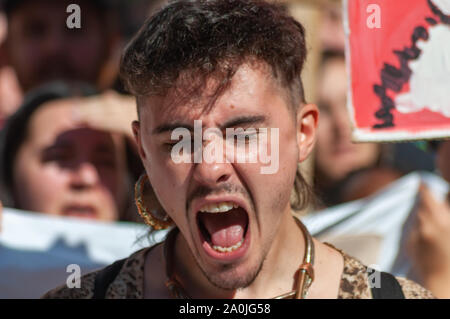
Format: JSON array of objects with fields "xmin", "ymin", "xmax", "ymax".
[
  {"xmin": 302, "ymin": 171, "xmax": 449, "ymax": 282},
  {"xmin": 0, "ymin": 209, "xmax": 167, "ymax": 298}
]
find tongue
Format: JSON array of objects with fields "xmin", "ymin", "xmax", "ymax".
[{"xmin": 200, "ymin": 208, "xmax": 248, "ymax": 248}]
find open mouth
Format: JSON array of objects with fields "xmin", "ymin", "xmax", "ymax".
[{"xmin": 196, "ymin": 201, "xmax": 250, "ymax": 258}]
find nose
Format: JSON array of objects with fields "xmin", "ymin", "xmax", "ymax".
[
  {"xmin": 69, "ymin": 162, "xmax": 100, "ymax": 190},
  {"xmin": 192, "ymin": 137, "xmax": 233, "ymax": 187},
  {"xmin": 193, "ymin": 161, "xmax": 233, "ymax": 187}
]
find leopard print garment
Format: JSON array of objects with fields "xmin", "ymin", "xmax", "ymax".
[{"xmin": 42, "ymin": 244, "xmax": 434, "ymax": 299}]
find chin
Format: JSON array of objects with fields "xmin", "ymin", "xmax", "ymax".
[{"xmin": 200, "ymin": 257, "xmax": 264, "ymax": 291}]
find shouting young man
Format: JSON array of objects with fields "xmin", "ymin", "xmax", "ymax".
[{"xmin": 44, "ymin": 0, "xmax": 433, "ymax": 299}]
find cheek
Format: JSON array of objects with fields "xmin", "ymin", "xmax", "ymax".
[
  {"xmin": 14, "ymin": 160, "xmax": 67, "ymax": 212},
  {"xmin": 146, "ymin": 152, "xmax": 191, "ymax": 218},
  {"xmin": 271, "ymin": 128, "xmax": 298, "ymax": 203},
  {"xmin": 243, "ymin": 127, "xmax": 298, "ymax": 211},
  {"xmin": 97, "ymin": 167, "xmax": 125, "ymax": 201}
]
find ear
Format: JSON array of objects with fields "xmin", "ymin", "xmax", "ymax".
[
  {"xmin": 296, "ymin": 103, "xmax": 319, "ymax": 163},
  {"xmin": 132, "ymin": 120, "xmax": 147, "ymax": 161}
]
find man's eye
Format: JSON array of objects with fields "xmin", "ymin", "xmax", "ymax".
[
  {"xmin": 164, "ymin": 140, "xmax": 183, "ymax": 151},
  {"xmin": 164, "ymin": 142, "xmax": 178, "ymax": 151},
  {"xmin": 164, "ymin": 139, "xmax": 194, "ymax": 151},
  {"xmin": 229, "ymin": 134, "xmax": 257, "ymax": 145}
]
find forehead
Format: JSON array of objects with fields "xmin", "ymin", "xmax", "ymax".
[
  {"xmin": 26, "ymin": 99, "xmax": 116, "ymax": 148},
  {"xmin": 138, "ymin": 63, "xmax": 287, "ymax": 127}
]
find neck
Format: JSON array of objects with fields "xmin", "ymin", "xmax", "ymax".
[{"xmin": 173, "ymin": 207, "xmax": 306, "ymax": 299}]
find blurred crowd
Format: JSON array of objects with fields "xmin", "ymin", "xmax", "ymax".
[
  {"xmin": 0, "ymin": 0, "xmax": 162, "ymax": 222},
  {"xmin": 0, "ymin": 0, "xmax": 449, "ymax": 298}
]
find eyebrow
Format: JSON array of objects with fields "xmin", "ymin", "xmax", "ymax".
[
  {"xmin": 153, "ymin": 122, "xmax": 195, "ymax": 135},
  {"xmin": 220, "ymin": 115, "xmax": 266, "ymax": 130},
  {"xmin": 152, "ymin": 115, "xmax": 267, "ymax": 135}
]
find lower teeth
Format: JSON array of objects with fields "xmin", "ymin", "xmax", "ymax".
[{"xmin": 212, "ymin": 238, "xmax": 244, "ymax": 253}]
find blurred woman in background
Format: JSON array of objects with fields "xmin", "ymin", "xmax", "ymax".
[
  {"xmin": 0, "ymin": 82, "xmax": 142, "ymax": 222},
  {"xmin": 313, "ymin": 50, "xmax": 401, "ymax": 207}
]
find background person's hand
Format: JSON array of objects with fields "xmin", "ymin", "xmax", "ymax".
[
  {"xmin": 72, "ymin": 90, "xmax": 138, "ymax": 140},
  {"xmin": 407, "ymin": 184, "xmax": 450, "ymax": 298}
]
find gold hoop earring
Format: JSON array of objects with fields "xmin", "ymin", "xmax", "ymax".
[{"xmin": 134, "ymin": 174, "xmax": 173, "ymax": 230}]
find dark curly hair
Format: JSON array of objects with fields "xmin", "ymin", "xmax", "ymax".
[{"xmin": 120, "ymin": 0, "xmax": 307, "ymax": 110}]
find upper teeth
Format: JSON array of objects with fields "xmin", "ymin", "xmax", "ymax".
[{"xmin": 199, "ymin": 201, "xmax": 239, "ymax": 213}]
